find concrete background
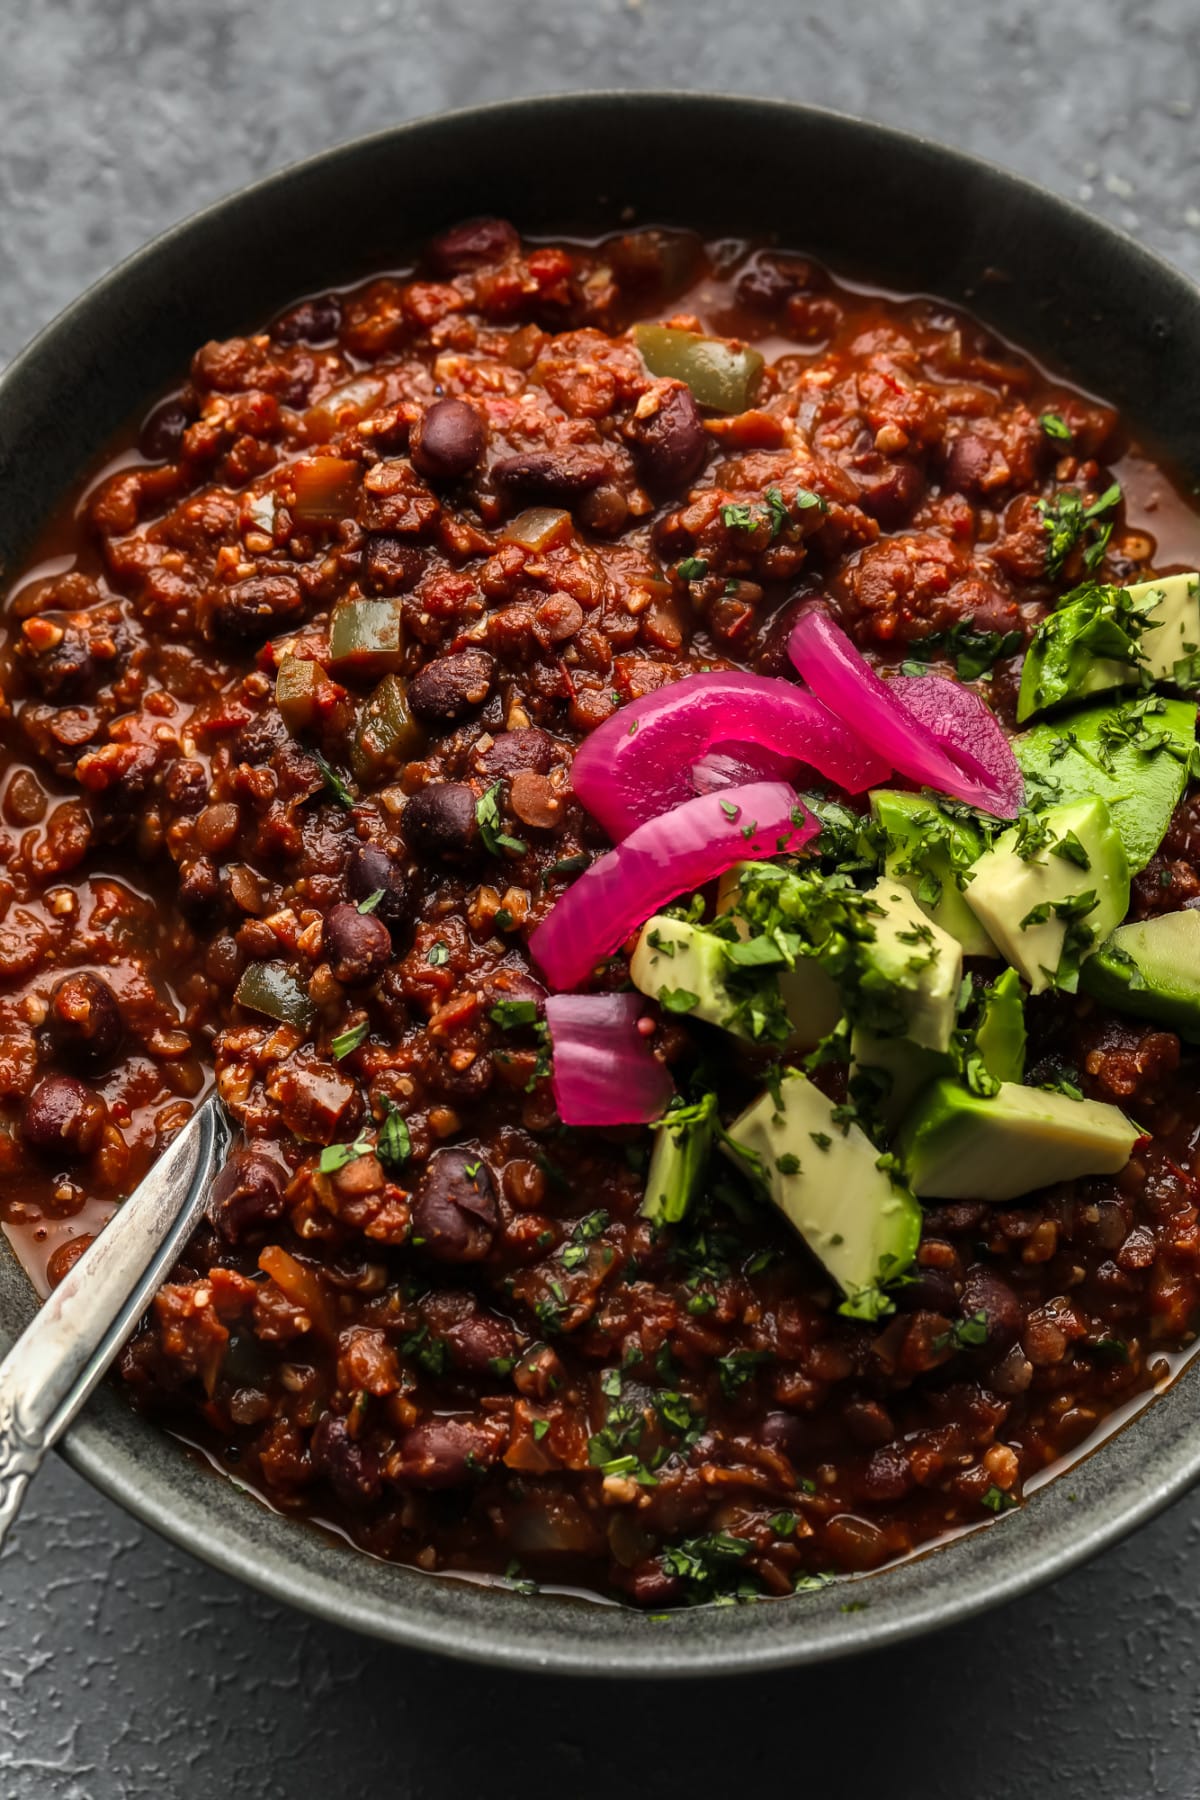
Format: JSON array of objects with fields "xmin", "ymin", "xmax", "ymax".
[{"xmin": 2, "ymin": 2, "xmax": 1200, "ymax": 1795}]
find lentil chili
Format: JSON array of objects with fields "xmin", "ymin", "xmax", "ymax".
[{"xmin": 3, "ymin": 221, "xmax": 1200, "ymax": 1609}]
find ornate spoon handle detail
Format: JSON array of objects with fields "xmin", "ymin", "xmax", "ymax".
[{"xmin": 0, "ymin": 1093, "xmax": 231, "ymax": 1549}]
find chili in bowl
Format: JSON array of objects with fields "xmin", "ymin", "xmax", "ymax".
[{"xmin": 3, "ymin": 94, "xmax": 1200, "ymax": 1668}]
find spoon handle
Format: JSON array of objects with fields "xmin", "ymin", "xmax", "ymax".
[{"xmin": 0, "ymin": 1092, "xmax": 231, "ymax": 1548}]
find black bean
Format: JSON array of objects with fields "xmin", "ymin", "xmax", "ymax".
[
  {"xmin": 406, "ymin": 649, "xmax": 495, "ymax": 725},
  {"xmin": 428, "ymin": 217, "xmax": 518, "ymax": 275},
  {"xmin": 411, "ymin": 399, "xmax": 486, "ymax": 482},
  {"xmin": 22, "ymin": 1075, "xmax": 105, "ymax": 1160},
  {"xmin": 362, "ymin": 533, "xmax": 425, "ymax": 596},
  {"xmin": 208, "ymin": 574, "xmax": 304, "ymax": 642},
  {"xmin": 324, "ymin": 902, "xmax": 392, "ymax": 986},
  {"xmin": 271, "ymin": 295, "xmax": 343, "ymax": 345},
  {"xmin": 346, "ymin": 844, "xmax": 417, "ymax": 933},
  {"xmin": 210, "ymin": 1149, "xmax": 287, "ymax": 1244},
  {"xmin": 627, "ymin": 382, "xmax": 708, "ymax": 493},
  {"xmin": 45, "ymin": 972, "xmax": 123, "ymax": 1069},
  {"xmin": 401, "ymin": 783, "xmax": 480, "ymax": 862},
  {"xmin": 139, "ymin": 396, "xmax": 192, "ymax": 462},
  {"xmin": 960, "ymin": 1266, "xmax": 1024, "ymax": 1350},
  {"xmin": 473, "ymin": 727, "xmax": 553, "ymax": 782},
  {"xmin": 412, "ymin": 1149, "xmax": 497, "ymax": 1262},
  {"xmin": 311, "ymin": 1413, "xmax": 381, "ymax": 1505},
  {"xmin": 759, "ymin": 1410, "xmax": 808, "ymax": 1464}
]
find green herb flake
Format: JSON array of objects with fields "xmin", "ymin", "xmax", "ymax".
[
  {"xmin": 319, "ymin": 1134, "xmax": 372, "ymax": 1174},
  {"xmin": 489, "ymin": 999, "xmax": 539, "ymax": 1030},
  {"xmin": 377, "ymin": 1101, "xmax": 412, "ymax": 1169},
  {"xmin": 981, "ymin": 1485, "xmax": 1018, "ymax": 1515},
  {"xmin": 356, "ymin": 889, "xmax": 385, "ymax": 915},
  {"xmin": 330, "ymin": 1019, "xmax": 368, "ymax": 1060},
  {"xmin": 312, "ymin": 750, "xmax": 355, "ymax": 808},
  {"xmin": 476, "ymin": 782, "xmax": 529, "ymax": 858}
]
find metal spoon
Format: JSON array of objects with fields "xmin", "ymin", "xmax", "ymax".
[{"xmin": 0, "ymin": 1092, "xmax": 232, "ymax": 1545}]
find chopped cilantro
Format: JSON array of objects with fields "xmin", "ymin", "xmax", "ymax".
[
  {"xmin": 476, "ymin": 782, "xmax": 528, "ymax": 857},
  {"xmin": 330, "ymin": 1019, "xmax": 368, "ymax": 1060},
  {"xmin": 312, "ymin": 750, "xmax": 354, "ymax": 808}
]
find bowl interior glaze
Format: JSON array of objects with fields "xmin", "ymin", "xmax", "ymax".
[{"xmin": 2, "ymin": 92, "xmax": 1199, "ymax": 1675}]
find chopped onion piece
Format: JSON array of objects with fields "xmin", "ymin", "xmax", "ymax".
[
  {"xmin": 545, "ymin": 993, "xmax": 674, "ymax": 1126},
  {"xmin": 531, "ymin": 781, "xmax": 817, "ymax": 991},
  {"xmin": 787, "ymin": 608, "xmax": 1022, "ymax": 818},
  {"xmin": 571, "ymin": 672, "xmax": 888, "ymax": 841}
]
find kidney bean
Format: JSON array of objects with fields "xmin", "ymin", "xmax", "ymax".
[
  {"xmin": 324, "ymin": 902, "xmax": 392, "ymax": 985},
  {"xmin": 45, "ymin": 971, "xmax": 124, "ymax": 1068},
  {"xmin": 346, "ymin": 843, "xmax": 417, "ymax": 933},
  {"xmin": 401, "ymin": 783, "xmax": 480, "ymax": 862},
  {"xmin": 858, "ymin": 1445, "xmax": 916, "ymax": 1504},
  {"xmin": 626, "ymin": 382, "xmax": 708, "ymax": 493},
  {"xmin": 960, "ymin": 1265, "xmax": 1024, "ymax": 1350},
  {"xmin": 139, "ymin": 396, "xmax": 192, "ymax": 462},
  {"xmin": 177, "ymin": 858, "xmax": 222, "ymax": 924},
  {"xmin": 443, "ymin": 1309, "xmax": 519, "ymax": 1375},
  {"xmin": 209, "ymin": 574, "xmax": 304, "ymax": 641},
  {"xmin": 474, "ymin": 727, "xmax": 554, "ymax": 781},
  {"xmin": 897, "ymin": 1265, "xmax": 960, "ymax": 1315},
  {"xmin": 735, "ymin": 253, "xmax": 818, "ymax": 311},
  {"xmin": 406, "ymin": 649, "xmax": 496, "ymax": 724},
  {"xmin": 210, "ymin": 1149, "xmax": 287, "ymax": 1244},
  {"xmin": 428, "ymin": 217, "xmax": 519, "ymax": 274},
  {"xmin": 491, "ymin": 448, "xmax": 608, "ymax": 501},
  {"xmin": 942, "ymin": 432, "xmax": 996, "ymax": 496},
  {"xmin": 22, "ymin": 1075, "xmax": 106, "ymax": 1160},
  {"xmin": 390, "ymin": 1417, "xmax": 498, "ymax": 1488},
  {"xmin": 411, "ymin": 399, "xmax": 486, "ymax": 482},
  {"xmin": 412, "ymin": 1149, "xmax": 498, "ymax": 1262},
  {"xmin": 272, "ymin": 294, "xmax": 343, "ymax": 345},
  {"xmin": 857, "ymin": 458, "xmax": 925, "ymax": 527},
  {"xmin": 19, "ymin": 615, "xmax": 99, "ymax": 703},
  {"xmin": 534, "ymin": 593, "xmax": 584, "ymax": 644},
  {"xmin": 759, "ymin": 1410, "xmax": 808, "ymax": 1464},
  {"xmin": 362, "ymin": 532, "xmax": 425, "ymax": 595},
  {"xmin": 311, "ymin": 1413, "xmax": 382, "ymax": 1506}
]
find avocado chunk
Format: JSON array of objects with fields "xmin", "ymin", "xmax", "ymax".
[
  {"xmin": 897, "ymin": 1076, "xmax": 1140, "ymax": 1200},
  {"xmin": 1014, "ymin": 693, "xmax": 1195, "ymax": 874},
  {"xmin": 641, "ymin": 1092, "xmax": 717, "ymax": 1224},
  {"xmin": 975, "ymin": 967, "xmax": 1027, "ymax": 1083},
  {"xmin": 725, "ymin": 1069, "xmax": 920, "ymax": 1310},
  {"xmin": 1081, "ymin": 908, "xmax": 1200, "ymax": 1041},
  {"xmin": 1017, "ymin": 571, "xmax": 1200, "ymax": 721},
  {"xmin": 849, "ymin": 1033, "xmax": 949, "ymax": 1130},
  {"xmin": 629, "ymin": 914, "xmax": 840, "ymax": 1050},
  {"xmin": 964, "ymin": 797, "xmax": 1130, "ymax": 994},
  {"xmin": 870, "ymin": 789, "xmax": 997, "ymax": 957},
  {"xmin": 857, "ymin": 878, "xmax": 963, "ymax": 1051}
]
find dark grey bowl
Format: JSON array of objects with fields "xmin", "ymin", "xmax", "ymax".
[{"xmin": 3, "ymin": 92, "xmax": 1199, "ymax": 1676}]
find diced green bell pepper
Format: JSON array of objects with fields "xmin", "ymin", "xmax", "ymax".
[
  {"xmin": 350, "ymin": 674, "xmax": 426, "ymax": 782},
  {"xmin": 329, "ymin": 598, "xmax": 405, "ymax": 678},
  {"xmin": 234, "ymin": 960, "xmax": 314, "ymax": 1028},
  {"xmin": 633, "ymin": 322, "xmax": 764, "ymax": 413},
  {"xmin": 275, "ymin": 657, "xmax": 326, "ymax": 734}
]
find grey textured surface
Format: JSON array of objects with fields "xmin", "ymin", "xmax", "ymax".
[{"xmin": 3, "ymin": 2, "xmax": 1200, "ymax": 1796}]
